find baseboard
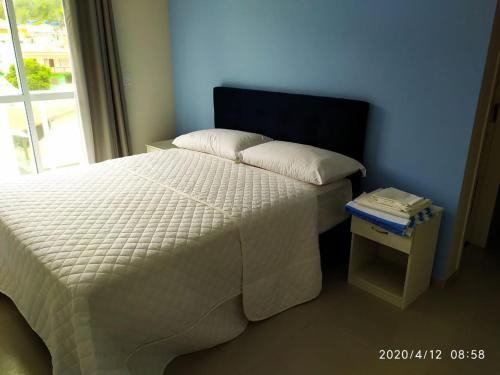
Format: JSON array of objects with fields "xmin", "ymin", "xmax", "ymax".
[{"xmin": 431, "ymin": 270, "xmax": 459, "ymax": 289}]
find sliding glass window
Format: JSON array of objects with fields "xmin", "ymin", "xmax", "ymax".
[{"xmin": 0, "ymin": 0, "xmax": 87, "ymax": 179}]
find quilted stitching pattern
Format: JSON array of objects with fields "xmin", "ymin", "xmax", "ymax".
[{"xmin": 0, "ymin": 149, "xmax": 321, "ymax": 374}]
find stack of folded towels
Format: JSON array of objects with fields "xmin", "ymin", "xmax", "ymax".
[{"xmin": 345, "ymin": 187, "xmax": 434, "ymax": 236}]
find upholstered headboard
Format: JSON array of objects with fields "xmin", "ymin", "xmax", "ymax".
[{"xmin": 213, "ymin": 86, "xmax": 369, "ymax": 163}]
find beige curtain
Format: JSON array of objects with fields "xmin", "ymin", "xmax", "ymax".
[{"xmin": 63, "ymin": 0, "xmax": 130, "ymax": 162}]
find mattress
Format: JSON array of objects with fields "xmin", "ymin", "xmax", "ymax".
[
  {"xmin": 314, "ymin": 179, "xmax": 352, "ymax": 234},
  {"xmin": 0, "ymin": 148, "xmax": 322, "ymax": 375}
]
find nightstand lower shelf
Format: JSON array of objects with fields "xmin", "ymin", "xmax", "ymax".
[{"xmin": 349, "ymin": 257, "xmax": 406, "ymax": 307}]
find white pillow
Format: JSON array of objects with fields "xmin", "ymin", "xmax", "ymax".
[
  {"xmin": 173, "ymin": 129, "xmax": 271, "ymax": 161},
  {"xmin": 239, "ymin": 141, "xmax": 366, "ymax": 185}
]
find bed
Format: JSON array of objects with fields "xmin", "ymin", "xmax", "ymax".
[{"xmin": 0, "ymin": 87, "xmax": 368, "ymax": 374}]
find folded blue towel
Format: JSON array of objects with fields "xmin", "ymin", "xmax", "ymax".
[
  {"xmin": 408, "ymin": 207, "xmax": 434, "ymax": 228},
  {"xmin": 345, "ymin": 203, "xmax": 408, "ymax": 235},
  {"xmin": 345, "ymin": 202, "xmax": 434, "ymax": 237}
]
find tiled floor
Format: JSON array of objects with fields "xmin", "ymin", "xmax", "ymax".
[{"xmin": 1, "ymin": 244, "xmax": 499, "ymax": 375}]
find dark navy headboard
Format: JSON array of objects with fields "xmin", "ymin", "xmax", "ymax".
[{"xmin": 213, "ymin": 86, "xmax": 369, "ymax": 163}]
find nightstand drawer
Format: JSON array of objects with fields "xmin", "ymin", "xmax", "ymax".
[{"xmin": 351, "ymin": 216, "xmax": 412, "ymax": 254}]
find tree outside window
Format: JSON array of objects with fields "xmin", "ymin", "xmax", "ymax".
[{"xmin": 6, "ymin": 58, "xmax": 52, "ymax": 90}]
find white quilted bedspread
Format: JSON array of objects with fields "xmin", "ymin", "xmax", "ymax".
[{"xmin": 0, "ymin": 149, "xmax": 321, "ymax": 374}]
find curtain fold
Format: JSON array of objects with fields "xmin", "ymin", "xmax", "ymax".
[{"xmin": 63, "ymin": 0, "xmax": 130, "ymax": 162}]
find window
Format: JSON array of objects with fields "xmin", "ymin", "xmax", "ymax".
[{"xmin": 0, "ymin": 0, "xmax": 87, "ymax": 179}]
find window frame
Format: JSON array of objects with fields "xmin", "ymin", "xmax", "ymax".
[{"xmin": 1, "ymin": 0, "xmax": 81, "ymax": 173}]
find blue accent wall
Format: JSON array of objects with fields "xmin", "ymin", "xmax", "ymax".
[{"xmin": 168, "ymin": 0, "xmax": 496, "ymax": 278}]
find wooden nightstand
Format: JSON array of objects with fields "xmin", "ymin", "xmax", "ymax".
[
  {"xmin": 146, "ymin": 139, "xmax": 176, "ymax": 153},
  {"xmin": 348, "ymin": 206, "xmax": 443, "ymax": 309}
]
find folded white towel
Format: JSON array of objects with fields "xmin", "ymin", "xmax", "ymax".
[
  {"xmin": 369, "ymin": 187, "xmax": 424, "ymax": 211},
  {"xmin": 355, "ymin": 193, "xmax": 411, "ymax": 218},
  {"xmin": 356, "ymin": 193, "xmax": 432, "ymax": 217}
]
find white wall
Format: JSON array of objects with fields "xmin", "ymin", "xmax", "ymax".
[{"xmin": 112, "ymin": 0, "xmax": 175, "ymax": 154}]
